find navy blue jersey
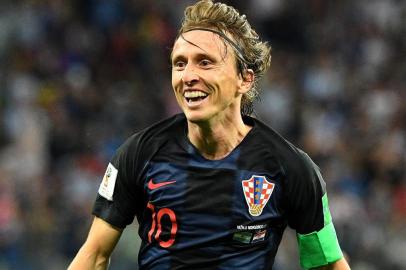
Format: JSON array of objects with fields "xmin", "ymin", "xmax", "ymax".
[{"xmin": 93, "ymin": 114, "xmax": 341, "ymax": 269}]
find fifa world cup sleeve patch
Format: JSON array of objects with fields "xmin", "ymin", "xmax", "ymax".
[
  {"xmin": 296, "ymin": 194, "xmax": 343, "ymax": 269},
  {"xmin": 98, "ymin": 163, "xmax": 118, "ymax": 201}
]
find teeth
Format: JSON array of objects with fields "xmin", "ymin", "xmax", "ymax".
[{"xmin": 184, "ymin": 91, "xmax": 208, "ymax": 98}]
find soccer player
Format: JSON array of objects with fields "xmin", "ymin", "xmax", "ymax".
[{"xmin": 68, "ymin": 0, "xmax": 350, "ymax": 269}]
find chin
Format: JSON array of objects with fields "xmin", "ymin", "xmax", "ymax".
[{"xmin": 183, "ymin": 110, "xmax": 212, "ymax": 124}]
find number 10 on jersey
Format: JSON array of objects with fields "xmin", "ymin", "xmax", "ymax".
[{"xmin": 147, "ymin": 202, "xmax": 178, "ymax": 248}]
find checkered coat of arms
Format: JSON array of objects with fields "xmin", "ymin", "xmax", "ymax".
[{"xmin": 242, "ymin": 175, "xmax": 275, "ymax": 216}]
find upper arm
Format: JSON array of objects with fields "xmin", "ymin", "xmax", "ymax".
[
  {"xmin": 93, "ymin": 134, "xmax": 144, "ymax": 228},
  {"xmin": 286, "ymin": 151, "xmax": 345, "ymax": 269},
  {"xmin": 70, "ymin": 134, "xmax": 145, "ymax": 270},
  {"xmin": 85, "ymin": 216, "xmax": 123, "ymax": 256},
  {"xmin": 68, "ymin": 217, "xmax": 123, "ymax": 270}
]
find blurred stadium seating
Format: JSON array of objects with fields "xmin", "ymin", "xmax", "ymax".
[{"xmin": 0, "ymin": 1, "xmax": 404, "ymax": 269}]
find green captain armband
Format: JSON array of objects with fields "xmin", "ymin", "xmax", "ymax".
[{"xmin": 297, "ymin": 194, "xmax": 343, "ymax": 269}]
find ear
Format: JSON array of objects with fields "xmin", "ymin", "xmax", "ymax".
[{"xmin": 238, "ymin": 69, "xmax": 254, "ymax": 94}]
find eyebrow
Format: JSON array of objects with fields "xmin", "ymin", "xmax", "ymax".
[{"xmin": 171, "ymin": 53, "xmax": 218, "ymax": 68}]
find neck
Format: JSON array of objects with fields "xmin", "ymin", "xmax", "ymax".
[{"xmin": 187, "ymin": 114, "xmax": 252, "ymax": 160}]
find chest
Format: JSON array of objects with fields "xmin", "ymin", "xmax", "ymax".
[{"xmin": 143, "ymin": 160, "xmax": 285, "ymax": 225}]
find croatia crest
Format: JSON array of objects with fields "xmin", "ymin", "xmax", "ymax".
[{"xmin": 242, "ymin": 175, "xmax": 275, "ymax": 216}]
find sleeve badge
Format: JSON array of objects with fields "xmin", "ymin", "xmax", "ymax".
[{"xmin": 98, "ymin": 163, "xmax": 118, "ymax": 201}]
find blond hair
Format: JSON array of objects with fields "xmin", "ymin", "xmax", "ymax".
[{"xmin": 178, "ymin": 0, "xmax": 272, "ymax": 115}]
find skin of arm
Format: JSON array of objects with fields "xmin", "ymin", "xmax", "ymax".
[
  {"xmin": 68, "ymin": 217, "xmax": 123, "ymax": 270},
  {"xmin": 314, "ymin": 257, "xmax": 351, "ymax": 270}
]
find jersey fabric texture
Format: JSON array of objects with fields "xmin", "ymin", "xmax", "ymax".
[{"xmin": 93, "ymin": 113, "xmax": 343, "ymax": 270}]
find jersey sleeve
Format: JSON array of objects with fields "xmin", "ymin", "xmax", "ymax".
[
  {"xmin": 92, "ymin": 134, "xmax": 144, "ymax": 229},
  {"xmin": 286, "ymin": 150, "xmax": 343, "ymax": 269}
]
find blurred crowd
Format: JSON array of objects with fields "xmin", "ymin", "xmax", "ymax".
[{"xmin": 0, "ymin": 0, "xmax": 404, "ymax": 269}]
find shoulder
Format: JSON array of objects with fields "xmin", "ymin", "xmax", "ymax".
[
  {"xmin": 111, "ymin": 114, "xmax": 186, "ymax": 171},
  {"xmin": 248, "ymin": 116, "xmax": 308, "ymax": 166},
  {"xmin": 247, "ymin": 116, "xmax": 321, "ymax": 186},
  {"xmin": 120, "ymin": 113, "xmax": 185, "ymax": 152}
]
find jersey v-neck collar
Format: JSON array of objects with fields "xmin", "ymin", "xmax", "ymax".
[{"xmin": 176, "ymin": 114, "xmax": 258, "ymax": 163}]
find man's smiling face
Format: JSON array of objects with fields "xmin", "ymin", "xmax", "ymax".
[{"xmin": 171, "ymin": 30, "xmax": 248, "ymax": 124}]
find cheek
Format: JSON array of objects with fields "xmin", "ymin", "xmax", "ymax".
[
  {"xmin": 171, "ymin": 72, "xmax": 181, "ymax": 91},
  {"xmin": 219, "ymin": 73, "xmax": 240, "ymax": 95}
]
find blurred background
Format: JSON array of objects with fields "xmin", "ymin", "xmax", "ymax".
[{"xmin": 0, "ymin": 0, "xmax": 405, "ymax": 269}]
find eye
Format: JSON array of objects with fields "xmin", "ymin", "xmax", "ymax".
[
  {"xmin": 199, "ymin": 59, "xmax": 212, "ymax": 67},
  {"xmin": 173, "ymin": 60, "xmax": 186, "ymax": 70}
]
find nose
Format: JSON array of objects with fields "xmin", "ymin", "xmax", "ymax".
[{"xmin": 181, "ymin": 64, "xmax": 199, "ymax": 86}]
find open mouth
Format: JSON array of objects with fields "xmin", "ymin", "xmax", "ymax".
[
  {"xmin": 184, "ymin": 90, "xmax": 208, "ymax": 104},
  {"xmin": 185, "ymin": 96, "xmax": 208, "ymax": 103}
]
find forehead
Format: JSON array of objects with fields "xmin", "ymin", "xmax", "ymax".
[{"xmin": 172, "ymin": 30, "xmax": 233, "ymax": 59}]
